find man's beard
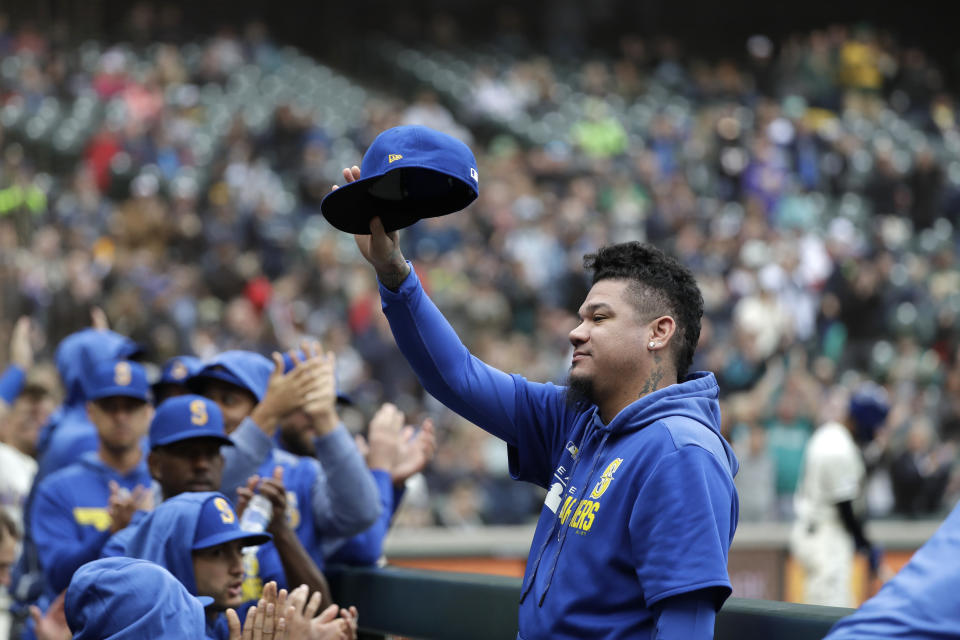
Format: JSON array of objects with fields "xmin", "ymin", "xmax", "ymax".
[
  {"xmin": 279, "ymin": 429, "xmax": 314, "ymax": 457},
  {"xmin": 565, "ymin": 372, "xmax": 596, "ymax": 408}
]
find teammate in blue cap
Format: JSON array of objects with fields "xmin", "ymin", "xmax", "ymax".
[
  {"xmin": 791, "ymin": 382, "xmax": 890, "ymax": 606},
  {"xmin": 151, "ymin": 355, "xmax": 203, "ymax": 406},
  {"xmin": 12, "ymin": 323, "xmax": 141, "ymax": 625},
  {"xmin": 348, "ymin": 204, "xmax": 739, "ymax": 640},
  {"xmin": 189, "ymin": 347, "xmax": 380, "ymax": 579},
  {"xmin": 30, "ymin": 360, "xmax": 154, "ymax": 601},
  {"xmin": 102, "ymin": 394, "xmax": 330, "ymax": 604},
  {"xmin": 119, "ymin": 491, "xmax": 271, "ymax": 639},
  {"xmin": 186, "ymin": 349, "xmax": 321, "ymax": 501},
  {"xmin": 65, "ymin": 557, "xmax": 214, "ymax": 639},
  {"xmin": 34, "ymin": 328, "xmax": 141, "ymax": 483}
]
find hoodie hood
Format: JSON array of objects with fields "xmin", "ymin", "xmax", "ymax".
[
  {"xmin": 55, "ymin": 329, "xmax": 141, "ymax": 406},
  {"xmin": 187, "ymin": 351, "xmax": 273, "ymax": 402},
  {"xmin": 598, "ymin": 371, "xmax": 738, "ymax": 476},
  {"xmin": 121, "ymin": 491, "xmax": 270, "ymax": 596},
  {"xmin": 66, "ymin": 557, "xmax": 211, "ymax": 639},
  {"xmin": 121, "ymin": 492, "xmax": 215, "ymax": 595}
]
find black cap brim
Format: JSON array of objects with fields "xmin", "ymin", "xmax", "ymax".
[{"xmin": 321, "ymin": 167, "xmax": 477, "ymax": 235}]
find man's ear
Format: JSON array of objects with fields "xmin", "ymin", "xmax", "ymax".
[
  {"xmin": 648, "ymin": 315, "xmax": 677, "ymax": 348},
  {"xmin": 147, "ymin": 451, "xmax": 161, "ymax": 482}
]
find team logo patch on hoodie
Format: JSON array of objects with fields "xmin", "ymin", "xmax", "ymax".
[{"xmin": 557, "ymin": 457, "xmax": 626, "ymax": 534}]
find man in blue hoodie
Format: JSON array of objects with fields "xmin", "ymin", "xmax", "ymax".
[
  {"xmin": 351, "ymin": 205, "xmax": 739, "ymax": 640},
  {"xmin": 188, "ymin": 349, "xmax": 380, "ymax": 577},
  {"xmin": 29, "ymin": 359, "xmax": 154, "ymax": 602},
  {"xmin": 34, "ymin": 329, "xmax": 142, "ymax": 484},
  {"xmin": 119, "ymin": 491, "xmax": 271, "ymax": 639},
  {"xmin": 64, "ymin": 557, "xmax": 214, "ymax": 639},
  {"xmin": 102, "ymin": 394, "xmax": 331, "ymax": 604}
]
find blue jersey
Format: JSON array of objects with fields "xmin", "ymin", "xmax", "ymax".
[
  {"xmin": 380, "ymin": 266, "xmax": 739, "ymax": 640},
  {"xmin": 825, "ymin": 500, "xmax": 960, "ymax": 639},
  {"xmin": 256, "ymin": 448, "xmax": 324, "ymax": 570},
  {"xmin": 30, "ymin": 452, "xmax": 152, "ymax": 596}
]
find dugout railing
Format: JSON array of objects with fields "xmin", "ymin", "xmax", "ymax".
[{"xmin": 328, "ymin": 565, "xmax": 853, "ymax": 640}]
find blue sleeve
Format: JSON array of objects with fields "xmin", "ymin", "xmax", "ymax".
[
  {"xmin": 31, "ymin": 481, "xmax": 111, "ymax": 594},
  {"xmin": 327, "ymin": 470, "xmax": 395, "ymax": 566},
  {"xmin": 310, "ymin": 426, "xmax": 381, "ymax": 537},
  {"xmin": 380, "ymin": 265, "xmax": 577, "ymax": 487},
  {"xmin": 100, "ymin": 532, "xmax": 127, "ymax": 558},
  {"xmin": 629, "ymin": 445, "xmax": 736, "ymax": 607},
  {"xmin": 652, "ymin": 591, "xmax": 718, "ymax": 640},
  {"xmin": 1, "ymin": 364, "xmax": 25, "ymax": 404},
  {"xmin": 220, "ymin": 416, "xmax": 274, "ymax": 500}
]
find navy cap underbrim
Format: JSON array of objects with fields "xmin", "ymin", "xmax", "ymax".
[
  {"xmin": 150, "ymin": 430, "xmax": 234, "ymax": 449},
  {"xmin": 88, "ymin": 386, "xmax": 150, "ymax": 402},
  {"xmin": 320, "ymin": 166, "xmax": 477, "ymax": 235},
  {"xmin": 193, "ymin": 529, "xmax": 272, "ymax": 551}
]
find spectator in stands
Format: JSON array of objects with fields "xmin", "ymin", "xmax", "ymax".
[{"xmin": 891, "ymin": 418, "xmax": 953, "ymax": 517}]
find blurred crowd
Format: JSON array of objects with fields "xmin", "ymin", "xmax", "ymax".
[{"xmin": 3, "ymin": 5, "xmax": 960, "ymax": 537}]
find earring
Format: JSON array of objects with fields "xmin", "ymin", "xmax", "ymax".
[{"xmin": 648, "ymin": 341, "xmax": 656, "ymax": 349}]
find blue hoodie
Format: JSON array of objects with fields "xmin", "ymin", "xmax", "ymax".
[
  {"xmin": 66, "ymin": 557, "xmax": 211, "ymax": 639},
  {"xmin": 35, "ymin": 329, "xmax": 141, "ymax": 482},
  {"xmin": 30, "ymin": 451, "xmax": 153, "ymax": 597},
  {"xmin": 824, "ymin": 499, "xmax": 960, "ymax": 639},
  {"xmin": 380, "ymin": 266, "xmax": 740, "ymax": 640},
  {"xmin": 190, "ymin": 350, "xmax": 381, "ymax": 576},
  {"xmin": 122, "ymin": 492, "xmax": 268, "ymax": 640}
]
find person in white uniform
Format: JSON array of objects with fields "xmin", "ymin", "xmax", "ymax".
[{"xmin": 790, "ymin": 383, "xmax": 889, "ymax": 607}]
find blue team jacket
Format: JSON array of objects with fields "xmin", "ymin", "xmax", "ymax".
[
  {"xmin": 30, "ymin": 452, "xmax": 152, "ymax": 596},
  {"xmin": 121, "ymin": 492, "xmax": 236, "ymax": 640},
  {"xmin": 380, "ymin": 266, "xmax": 739, "ymax": 640}
]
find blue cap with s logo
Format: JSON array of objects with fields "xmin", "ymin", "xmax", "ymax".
[
  {"xmin": 192, "ymin": 493, "xmax": 271, "ymax": 550},
  {"xmin": 320, "ymin": 125, "xmax": 479, "ymax": 234},
  {"xmin": 85, "ymin": 359, "xmax": 150, "ymax": 402},
  {"xmin": 150, "ymin": 394, "xmax": 233, "ymax": 449}
]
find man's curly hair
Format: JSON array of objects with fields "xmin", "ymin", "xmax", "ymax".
[{"xmin": 583, "ymin": 242, "xmax": 703, "ymax": 380}]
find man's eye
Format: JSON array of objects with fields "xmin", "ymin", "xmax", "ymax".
[{"xmin": 593, "ymin": 315, "xmax": 606, "ymax": 322}]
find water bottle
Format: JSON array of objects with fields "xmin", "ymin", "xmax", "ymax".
[{"xmin": 239, "ymin": 493, "xmax": 272, "ymax": 538}]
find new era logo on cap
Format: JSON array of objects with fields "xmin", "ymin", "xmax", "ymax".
[{"xmin": 320, "ymin": 125, "xmax": 480, "ymax": 235}]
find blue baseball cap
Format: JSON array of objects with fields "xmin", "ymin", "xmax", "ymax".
[
  {"xmin": 849, "ymin": 382, "xmax": 890, "ymax": 442},
  {"xmin": 150, "ymin": 395, "xmax": 233, "ymax": 449},
  {"xmin": 66, "ymin": 557, "xmax": 213, "ymax": 640},
  {"xmin": 320, "ymin": 125, "xmax": 479, "ymax": 234},
  {"xmin": 85, "ymin": 360, "xmax": 150, "ymax": 403},
  {"xmin": 192, "ymin": 493, "xmax": 271, "ymax": 550},
  {"xmin": 187, "ymin": 351, "xmax": 274, "ymax": 402},
  {"xmin": 153, "ymin": 355, "xmax": 203, "ymax": 389}
]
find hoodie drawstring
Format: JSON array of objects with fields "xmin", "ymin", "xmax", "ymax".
[
  {"xmin": 519, "ymin": 420, "xmax": 598, "ymax": 604},
  {"xmin": 536, "ymin": 428, "xmax": 611, "ymax": 607}
]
